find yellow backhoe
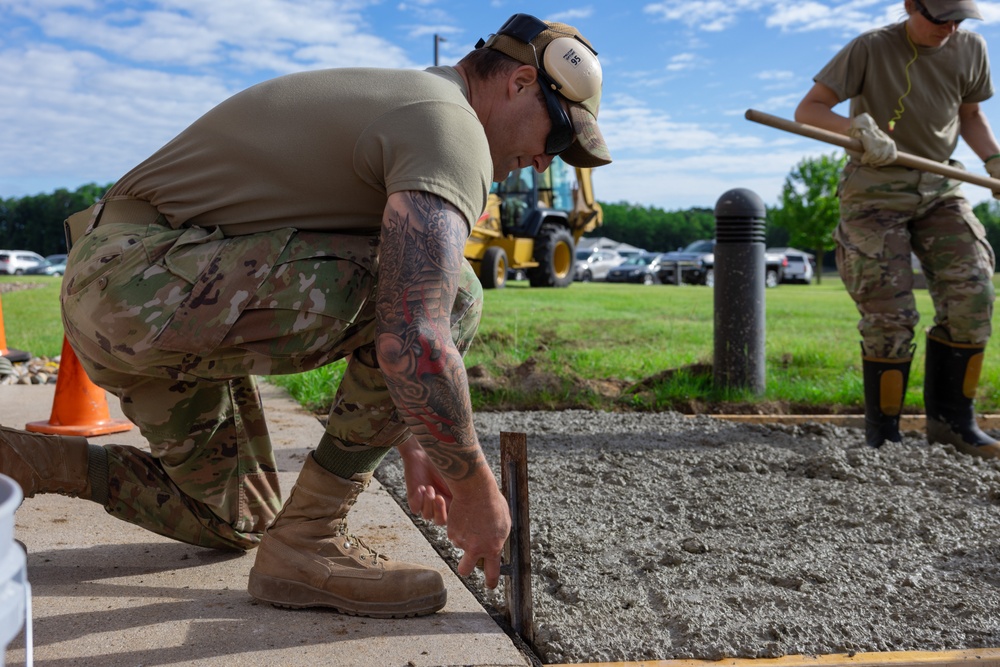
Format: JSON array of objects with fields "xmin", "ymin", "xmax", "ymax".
[{"xmin": 464, "ymin": 157, "xmax": 602, "ymax": 289}]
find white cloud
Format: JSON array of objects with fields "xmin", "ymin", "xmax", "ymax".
[
  {"xmin": 756, "ymin": 69, "xmax": 794, "ymax": 81},
  {"xmin": 0, "ymin": 45, "xmax": 233, "ymax": 190},
  {"xmin": 548, "ymin": 7, "xmax": 595, "ymax": 22},
  {"xmin": 601, "ymin": 94, "xmax": 770, "ymax": 155},
  {"xmin": 22, "ymin": 1, "xmax": 413, "ymax": 72},
  {"xmin": 642, "ymin": 1, "xmax": 898, "ymax": 36},
  {"xmin": 666, "ymin": 52, "xmax": 699, "ymax": 72},
  {"xmin": 0, "ymin": 0, "xmax": 430, "ymax": 196}
]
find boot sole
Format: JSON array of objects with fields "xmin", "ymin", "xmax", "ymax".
[
  {"xmin": 927, "ymin": 420, "xmax": 1000, "ymax": 459},
  {"xmin": 247, "ymin": 568, "xmax": 447, "ymax": 619}
]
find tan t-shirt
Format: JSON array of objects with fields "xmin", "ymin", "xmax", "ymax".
[
  {"xmin": 107, "ymin": 66, "xmax": 492, "ymax": 235},
  {"xmin": 815, "ymin": 22, "xmax": 993, "ymax": 163}
]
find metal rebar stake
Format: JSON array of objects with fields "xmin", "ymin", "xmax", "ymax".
[{"xmin": 500, "ymin": 431, "xmax": 534, "ymax": 645}]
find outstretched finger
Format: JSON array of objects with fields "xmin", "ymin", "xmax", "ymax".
[{"xmin": 430, "ymin": 493, "xmax": 448, "ymax": 525}]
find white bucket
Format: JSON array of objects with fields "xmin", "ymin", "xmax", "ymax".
[{"xmin": 0, "ymin": 474, "xmax": 31, "ymax": 667}]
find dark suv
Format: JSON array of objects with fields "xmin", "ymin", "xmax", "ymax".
[
  {"xmin": 658, "ymin": 240, "xmax": 786, "ymax": 288},
  {"xmin": 656, "ymin": 240, "xmax": 715, "ymax": 285}
]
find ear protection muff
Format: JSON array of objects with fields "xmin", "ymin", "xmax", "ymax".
[
  {"xmin": 542, "ymin": 36, "xmax": 602, "ymax": 102},
  {"xmin": 482, "ymin": 13, "xmax": 603, "ymax": 103}
]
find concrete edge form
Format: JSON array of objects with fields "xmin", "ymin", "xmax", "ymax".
[
  {"xmin": 692, "ymin": 414, "xmax": 999, "ymax": 430},
  {"xmin": 546, "ymin": 647, "xmax": 1000, "ymax": 667}
]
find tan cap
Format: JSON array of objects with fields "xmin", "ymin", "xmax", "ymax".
[
  {"xmin": 482, "ymin": 16, "xmax": 611, "ymax": 168},
  {"xmin": 920, "ymin": 0, "xmax": 982, "ymax": 20}
]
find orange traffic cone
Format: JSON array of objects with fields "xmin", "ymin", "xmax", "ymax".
[
  {"xmin": 25, "ymin": 336, "xmax": 132, "ymax": 436},
  {"xmin": 0, "ymin": 294, "xmax": 30, "ymax": 363}
]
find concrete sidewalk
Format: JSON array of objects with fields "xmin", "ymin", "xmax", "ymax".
[{"xmin": 2, "ymin": 382, "xmax": 531, "ymax": 667}]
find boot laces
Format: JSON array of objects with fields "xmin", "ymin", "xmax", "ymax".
[{"xmin": 336, "ymin": 520, "xmax": 387, "ymax": 563}]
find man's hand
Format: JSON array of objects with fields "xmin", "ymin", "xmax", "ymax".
[
  {"xmin": 986, "ymin": 156, "xmax": 1000, "ymax": 200},
  {"xmin": 849, "ymin": 113, "xmax": 897, "ymax": 167},
  {"xmin": 447, "ymin": 470, "xmax": 511, "ymax": 590},
  {"xmin": 399, "ymin": 437, "xmax": 511, "ymax": 588},
  {"xmin": 398, "ymin": 436, "xmax": 452, "ymax": 526}
]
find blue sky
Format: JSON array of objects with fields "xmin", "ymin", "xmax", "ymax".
[{"xmin": 2, "ymin": 0, "xmax": 1000, "ymax": 211}]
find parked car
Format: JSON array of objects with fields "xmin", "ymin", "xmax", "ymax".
[
  {"xmin": 614, "ymin": 247, "xmax": 648, "ymax": 261},
  {"xmin": 606, "ymin": 253, "xmax": 664, "ymax": 285},
  {"xmin": 656, "ymin": 240, "xmax": 715, "ymax": 285},
  {"xmin": 26, "ymin": 254, "xmax": 68, "ymax": 276},
  {"xmin": 574, "ymin": 248, "xmax": 622, "ymax": 282},
  {"xmin": 767, "ymin": 247, "xmax": 815, "ymax": 284},
  {"xmin": 0, "ymin": 250, "xmax": 45, "ymax": 275},
  {"xmin": 702, "ymin": 249, "xmax": 788, "ymax": 288},
  {"xmin": 658, "ymin": 240, "xmax": 786, "ymax": 288}
]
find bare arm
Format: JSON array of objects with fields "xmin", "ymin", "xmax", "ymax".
[
  {"xmin": 375, "ymin": 190, "xmax": 510, "ymax": 587},
  {"xmin": 959, "ymin": 102, "xmax": 1000, "ymax": 162},
  {"xmin": 795, "ymin": 82, "xmax": 850, "ymax": 135}
]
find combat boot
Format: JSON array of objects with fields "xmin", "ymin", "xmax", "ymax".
[
  {"xmin": 925, "ymin": 333, "xmax": 1000, "ymax": 458},
  {"xmin": 862, "ymin": 350, "xmax": 911, "ymax": 448},
  {"xmin": 0, "ymin": 426, "xmax": 92, "ymax": 499},
  {"xmin": 248, "ymin": 453, "xmax": 447, "ymax": 618}
]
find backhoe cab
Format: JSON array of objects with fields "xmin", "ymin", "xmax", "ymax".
[{"xmin": 465, "ymin": 156, "xmax": 602, "ymax": 289}]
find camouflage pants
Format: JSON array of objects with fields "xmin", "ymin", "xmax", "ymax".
[
  {"xmin": 836, "ymin": 163, "xmax": 996, "ymax": 359},
  {"xmin": 61, "ymin": 205, "xmax": 483, "ymax": 550}
]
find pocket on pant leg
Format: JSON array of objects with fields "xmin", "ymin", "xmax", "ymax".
[
  {"xmin": 452, "ymin": 259, "xmax": 484, "ymax": 355},
  {"xmin": 63, "ymin": 223, "xmax": 144, "ymax": 296},
  {"xmin": 835, "ymin": 215, "xmax": 887, "ymax": 298},
  {"xmin": 152, "ymin": 227, "xmax": 295, "ymax": 353},
  {"xmin": 238, "ymin": 232, "xmax": 380, "ymax": 339}
]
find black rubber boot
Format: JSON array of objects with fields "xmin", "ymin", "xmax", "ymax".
[
  {"xmin": 924, "ymin": 333, "xmax": 1000, "ymax": 458},
  {"xmin": 862, "ymin": 350, "xmax": 911, "ymax": 448}
]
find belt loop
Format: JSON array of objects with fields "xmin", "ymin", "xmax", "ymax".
[
  {"xmin": 64, "ymin": 201, "xmax": 105, "ymax": 252},
  {"xmin": 86, "ymin": 201, "xmax": 106, "ymax": 236}
]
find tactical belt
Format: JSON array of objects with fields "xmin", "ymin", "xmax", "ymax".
[{"xmin": 64, "ymin": 198, "xmax": 162, "ymax": 251}]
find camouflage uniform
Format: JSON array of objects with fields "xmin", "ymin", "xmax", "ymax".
[
  {"xmin": 836, "ymin": 161, "xmax": 996, "ymax": 359},
  {"xmin": 61, "ymin": 201, "xmax": 483, "ymax": 550}
]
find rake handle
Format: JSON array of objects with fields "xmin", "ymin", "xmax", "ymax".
[{"xmin": 745, "ymin": 108, "xmax": 1000, "ymax": 192}]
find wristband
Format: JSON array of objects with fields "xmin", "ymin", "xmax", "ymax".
[{"xmin": 985, "ymin": 153, "xmax": 1000, "ymax": 164}]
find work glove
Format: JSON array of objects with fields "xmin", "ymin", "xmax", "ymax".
[
  {"xmin": 848, "ymin": 113, "xmax": 897, "ymax": 167},
  {"xmin": 986, "ymin": 155, "xmax": 1000, "ymax": 200}
]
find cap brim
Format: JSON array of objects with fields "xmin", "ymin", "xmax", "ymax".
[
  {"xmin": 923, "ymin": 0, "xmax": 982, "ymax": 20},
  {"xmin": 561, "ymin": 103, "xmax": 612, "ymax": 168}
]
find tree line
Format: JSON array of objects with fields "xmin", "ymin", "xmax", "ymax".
[
  {"xmin": 599, "ymin": 202, "xmax": 794, "ymax": 252},
  {"xmin": 3, "ymin": 159, "xmax": 1000, "ymax": 270},
  {"xmin": 0, "ymin": 183, "xmax": 112, "ymax": 256}
]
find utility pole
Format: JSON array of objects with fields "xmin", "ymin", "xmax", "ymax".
[{"xmin": 433, "ymin": 34, "xmax": 447, "ymax": 66}]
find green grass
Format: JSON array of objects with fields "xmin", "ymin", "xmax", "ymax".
[
  {"xmin": 0, "ymin": 277, "xmax": 65, "ymax": 357},
  {"xmin": 4, "ymin": 273, "xmax": 998, "ymax": 414}
]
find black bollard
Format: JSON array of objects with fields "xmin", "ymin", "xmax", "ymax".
[{"xmin": 713, "ymin": 188, "xmax": 766, "ymax": 395}]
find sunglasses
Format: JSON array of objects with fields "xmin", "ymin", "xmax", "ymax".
[
  {"xmin": 495, "ymin": 13, "xmax": 577, "ymax": 155},
  {"xmin": 537, "ymin": 72, "xmax": 576, "ymax": 155},
  {"xmin": 913, "ymin": 0, "xmax": 963, "ymax": 25}
]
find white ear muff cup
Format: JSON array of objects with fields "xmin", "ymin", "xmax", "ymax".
[{"xmin": 542, "ymin": 36, "xmax": 602, "ymax": 102}]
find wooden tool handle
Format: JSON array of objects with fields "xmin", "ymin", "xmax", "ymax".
[{"xmin": 745, "ymin": 108, "xmax": 1000, "ymax": 192}]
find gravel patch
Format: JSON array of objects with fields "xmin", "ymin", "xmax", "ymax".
[{"xmin": 375, "ymin": 410, "xmax": 1000, "ymax": 664}]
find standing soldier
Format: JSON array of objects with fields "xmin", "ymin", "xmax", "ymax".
[{"xmin": 795, "ymin": 0, "xmax": 1000, "ymax": 456}]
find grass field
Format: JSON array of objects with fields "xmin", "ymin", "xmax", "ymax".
[{"xmin": 3, "ymin": 272, "xmax": 998, "ymax": 414}]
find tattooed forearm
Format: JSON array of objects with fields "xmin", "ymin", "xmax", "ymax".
[{"xmin": 376, "ymin": 191, "xmax": 485, "ymax": 482}]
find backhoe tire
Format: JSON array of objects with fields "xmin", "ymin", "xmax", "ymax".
[
  {"xmin": 480, "ymin": 246, "xmax": 508, "ymax": 290},
  {"xmin": 528, "ymin": 224, "xmax": 575, "ymax": 288}
]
